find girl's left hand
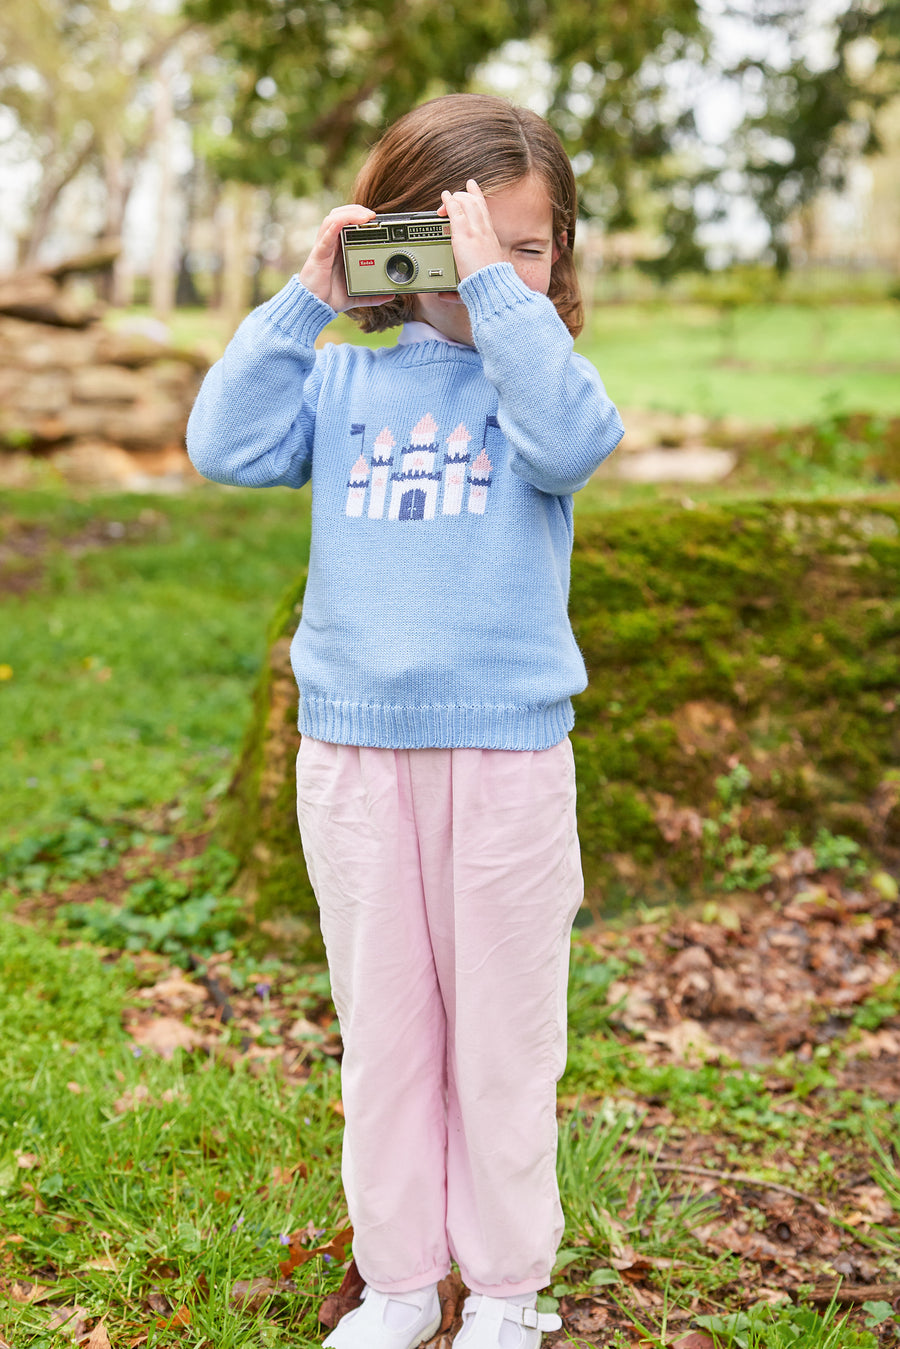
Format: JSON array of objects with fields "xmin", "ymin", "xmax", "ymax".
[{"xmin": 439, "ymin": 180, "xmax": 504, "ymax": 281}]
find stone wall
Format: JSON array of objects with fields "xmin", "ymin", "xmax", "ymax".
[{"xmin": 0, "ymin": 266, "xmax": 207, "ymax": 490}]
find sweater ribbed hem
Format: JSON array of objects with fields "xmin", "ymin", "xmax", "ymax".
[
  {"xmin": 298, "ymin": 696, "xmax": 574, "ymax": 750},
  {"xmin": 261, "ymin": 276, "xmax": 336, "ymax": 347}
]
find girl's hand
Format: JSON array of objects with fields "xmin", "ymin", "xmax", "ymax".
[
  {"xmin": 439, "ymin": 180, "xmax": 504, "ymax": 281},
  {"xmin": 298, "ymin": 205, "xmax": 394, "ymax": 312}
]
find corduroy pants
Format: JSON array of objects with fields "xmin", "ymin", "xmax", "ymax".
[{"xmin": 296, "ymin": 735, "xmax": 583, "ymax": 1297}]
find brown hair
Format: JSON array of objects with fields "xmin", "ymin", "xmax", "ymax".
[{"xmin": 347, "ymin": 94, "xmax": 584, "ymax": 338}]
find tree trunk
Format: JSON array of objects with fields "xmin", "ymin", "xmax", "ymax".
[
  {"xmin": 150, "ymin": 67, "xmax": 178, "ymax": 323},
  {"xmin": 220, "ymin": 181, "xmax": 257, "ymax": 332}
]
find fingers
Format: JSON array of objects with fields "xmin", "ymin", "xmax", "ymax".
[
  {"xmin": 311, "ymin": 204, "xmax": 376, "ymax": 254},
  {"xmin": 440, "ymin": 179, "xmax": 502, "ymax": 280}
]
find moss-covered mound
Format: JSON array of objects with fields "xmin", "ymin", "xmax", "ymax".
[{"xmin": 218, "ymin": 498, "xmax": 899, "ymax": 948}]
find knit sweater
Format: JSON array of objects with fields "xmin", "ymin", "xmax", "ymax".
[{"xmin": 187, "ymin": 262, "xmax": 624, "ymax": 750}]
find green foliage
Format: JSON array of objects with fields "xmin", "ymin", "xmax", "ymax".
[
  {"xmin": 0, "ymin": 812, "xmax": 144, "ymax": 893},
  {"xmin": 62, "ymin": 847, "xmax": 243, "ymax": 965},
  {"xmin": 695, "ymin": 1299, "xmax": 878, "ymax": 1348}
]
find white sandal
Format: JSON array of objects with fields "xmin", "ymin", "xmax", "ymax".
[
  {"xmin": 322, "ymin": 1283, "xmax": 441, "ymax": 1349},
  {"xmin": 454, "ymin": 1295, "xmax": 562, "ymax": 1349}
]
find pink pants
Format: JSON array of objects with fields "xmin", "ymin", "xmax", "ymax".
[{"xmin": 295, "ymin": 737, "xmax": 583, "ymax": 1297}]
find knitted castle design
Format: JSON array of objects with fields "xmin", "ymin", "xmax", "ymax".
[{"xmin": 345, "ymin": 413, "xmax": 496, "ymax": 521}]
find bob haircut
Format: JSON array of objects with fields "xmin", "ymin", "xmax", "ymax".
[{"xmin": 347, "ymin": 94, "xmax": 584, "ymax": 338}]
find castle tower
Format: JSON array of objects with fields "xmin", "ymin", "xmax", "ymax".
[
  {"xmin": 441, "ymin": 423, "xmax": 472, "ymax": 516},
  {"xmin": 467, "ymin": 448, "xmax": 493, "ymax": 515},
  {"xmin": 389, "ymin": 412, "xmax": 442, "ymax": 521},
  {"xmin": 345, "ymin": 453, "xmax": 369, "ymax": 517},
  {"xmin": 368, "ymin": 427, "xmax": 395, "ymax": 519}
]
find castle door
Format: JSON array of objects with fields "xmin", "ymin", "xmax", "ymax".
[{"xmin": 399, "ymin": 488, "xmax": 426, "ymax": 520}]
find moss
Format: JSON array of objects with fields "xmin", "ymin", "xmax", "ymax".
[
  {"xmin": 214, "ymin": 571, "xmax": 323, "ymax": 958},
  {"xmin": 219, "ymin": 498, "xmax": 900, "ymax": 923}
]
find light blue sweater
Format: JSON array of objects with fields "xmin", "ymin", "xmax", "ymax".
[{"xmin": 187, "ymin": 263, "xmax": 624, "ymax": 750}]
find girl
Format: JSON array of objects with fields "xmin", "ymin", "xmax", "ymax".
[{"xmin": 187, "ymin": 94, "xmax": 623, "ymax": 1349}]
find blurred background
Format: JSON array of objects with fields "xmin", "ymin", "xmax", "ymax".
[{"xmin": 0, "ymin": 0, "xmax": 899, "ymax": 492}]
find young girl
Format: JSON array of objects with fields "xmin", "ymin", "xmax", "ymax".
[{"xmin": 188, "ymin": 94, "xmax": 623, "ymax": 1349}]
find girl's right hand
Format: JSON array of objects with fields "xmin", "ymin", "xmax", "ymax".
[{"xmin": 298, "ymin": 205, "xmax": 395, "ymax": 312}]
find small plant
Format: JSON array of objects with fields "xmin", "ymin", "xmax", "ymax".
[
  {"xmin": 695, "ymin": 1297, "xmax": 879, "ymax": 1347},
  {"xmin": 62, "ymin": 846, "xmax": 243, "ymax": 965},
  {"xmin": 0, "ymin": 812, "xmax": 144, "ymax": 894},
  {"xmin": 700, "ymin": 762, "xmax": 778, "ymax": 892},
  {"xmin": 811, "ymin": 827, "xmax": 866, "ymax": 876}
]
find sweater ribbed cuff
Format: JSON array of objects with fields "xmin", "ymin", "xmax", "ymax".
[
  {"xmin": 458, "ymin": 262, "xmax": 538, "ymax": 322},
  {"xmin": 260, "ymin": 276, "xmax": 336, "ymax": 347}
]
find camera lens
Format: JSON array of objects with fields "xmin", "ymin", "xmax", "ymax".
[{"xmin": 385, "ymin": 252, "xmax": 418, "ymax": 285}]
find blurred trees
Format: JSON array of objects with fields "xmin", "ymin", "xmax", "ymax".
[
  {"xmin": 0, "ymin": 0, "xmax": 193, "ymax": 297},
  {"xmin": 722, "ymin": 0, "xmax": 900, "ymax": 272},
  {"xmin": 0, "ymin": 0, "xmax": 896, "ymax": 306}
]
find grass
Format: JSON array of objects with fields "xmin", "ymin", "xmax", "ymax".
[
  {"xmin": 0, "ymin": 490, "xmax": 311, "ymax": 837},
  {"xmin": 2, "ymin": 902, "xmax": 898, "ymax": 1347},
  {"xmin": 117, "ymin": 295, "xmax": 900, "ymax": 428}
]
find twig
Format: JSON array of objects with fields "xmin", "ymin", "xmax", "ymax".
[{"xmin": 649, "ymin": 1160, "xmax": 833, "ymax": 1218}]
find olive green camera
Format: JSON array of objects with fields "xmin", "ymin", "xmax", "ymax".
[{"xmin": 341, "ymin": 212, "xmax": 459, "ymax": 297}]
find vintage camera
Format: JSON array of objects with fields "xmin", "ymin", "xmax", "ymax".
[{"xmin": 341, "ymin": 212, "xmax": 459, "ymax": 297}]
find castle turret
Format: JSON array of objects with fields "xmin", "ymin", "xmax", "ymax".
[
  {"xmin": 467, "ymin": 448, "xmax": 493, "ymax": 515},
  {"xmin": 345, "ymin": 452, "xmax": 369, "ymax": 517},
  {"xmin": 441, "ymin": 423, "xmax": 471, "ymax": 516},
  {"xmin": 368, "ymin": 427, "xmax": 395, "ymax": 519}
]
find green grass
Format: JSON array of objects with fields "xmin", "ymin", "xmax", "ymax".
[
  {"xmin": 2, "ymin": 906, "xmax": 897, "ymax": 1348},
  {"xmin": 577, "ymin": 301, "xmax": 900, "ymax": 425},
  {"xmin": 0, "ymin": 490, "xmax": 311, "ymax": 838},
  {"xmin": 118, "ymin": 297, "xmax": 900, "ymax": 429}
]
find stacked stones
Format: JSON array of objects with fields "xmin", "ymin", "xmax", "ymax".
[{"xmin": 0, "ymin": 257, "xmax": 207, "ymax": 490}]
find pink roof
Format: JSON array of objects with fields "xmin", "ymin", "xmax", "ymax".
[
  {"xmin": 375, "ymin": 427, "xmax": 395, "ymax": 446},
  {"xmin": 350, "ymin": 454, "xmax": 369, "ymax": 478},
  {"xmin": 471, "ymin": 450, "xmax": 492, "ymax": 475},
  {"xmin": 447, "ymin": 422, "xmax": 470, "ymax": 444},
  {"xmin": 411, "ymin": 412, "xmax": 439, "ymax": 443}
]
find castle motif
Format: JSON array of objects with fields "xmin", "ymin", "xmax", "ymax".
[{"xmin": 344, "ymin": 413, "xmax": 498, "ymax": 521}]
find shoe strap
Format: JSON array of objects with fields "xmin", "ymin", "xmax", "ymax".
[{"xmin": 462, "ymin": 1296, "xmax": 562, "ymax": 1333}]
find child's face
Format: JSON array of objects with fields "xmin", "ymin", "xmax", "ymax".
[{"xmin": 412, "ymin": 173, "xmax": 561, "ymax": 346}]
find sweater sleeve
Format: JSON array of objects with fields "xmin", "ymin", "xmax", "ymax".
[
  {"xmin": 186, "ymin": 277, "xmax": 336, "ymax": 489},
  {"xmin": 459, "ymin": 263, "xmax": 624, "ymax": 496}
]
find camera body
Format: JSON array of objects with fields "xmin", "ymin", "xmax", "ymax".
[{"xmin": 341, "ymin": 212, "xmax": 459, "ymax": 297}]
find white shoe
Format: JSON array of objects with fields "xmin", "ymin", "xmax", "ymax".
[
  {"xmin": 322, "ymin": 1283, "xmax": 441, "ymax": 1349},
  {"xmin": 454, "ymin": 1295, "xmax": 562, "ymax": 1349}
]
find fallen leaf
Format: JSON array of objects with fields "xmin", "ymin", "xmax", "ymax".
[
  {"xmin": 47, "ymin": 1306, "xmax": 91, "ymax": 1338},
  {"xmin": 230, "ymin": 1277, "xmax": 277, "ymax": 1311},
  {"xmin": 66, "ymin": 1082, "xmax": 84, "ymax": 1094},
  {"xmin": 319, "ymin": 1259, "xmax": 366, "ymax": 1329},
  {"xmin": 79, "ymin": 1320, "xmax": 111, "ymax": 1349},
  {"xmin": 672, "ymin": 1335, "xmax": 716, "ymax": 1349},
  {"xmin": 280, "ymin": 1225, "xmax": 353, "ymax": 1277},
  {"xmin": 644, "ymin": 1018, "xmax": 721, "ymax": 1066},
  {"xmin": 136, "ymin": 975, "xmax": 209, "ymax": 1011},
  {"xmin": 11, "ymin": 1281, "xmax": 55, "ymax": 1304},
  {"xmin": 156, "ymin": 1305, "xmax": 191, "ymax": 1329},
  {"xmin": 125, "ymin": 1015, "xmax": 204, "ymax": 1058},
  {"xmin": 146, "ymin": 1292, "xmax": 171, "ymax": 1316},
  {"xmin": 15, "ymin": 1152, "xmax": 39, "ymax": 1169},
  {"xmin": 559, "ymin": 1298, "xmax": 610, "ymax": 1335}
]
